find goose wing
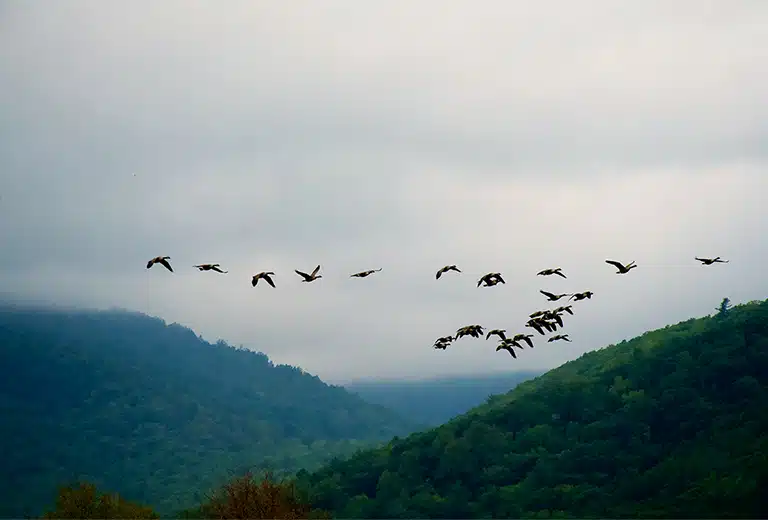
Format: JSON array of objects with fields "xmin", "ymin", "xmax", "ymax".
[{"xmin": 158, "ymin": 258, "xmax": 173, "ymax": 272}]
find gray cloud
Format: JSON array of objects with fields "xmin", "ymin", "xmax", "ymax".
[{"xmin": 1, "ymin": 1, "xmax": 767, "ymax": 383}]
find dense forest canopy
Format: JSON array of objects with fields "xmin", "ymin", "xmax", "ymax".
[
  {"xmin": 296, "ymin": 297, "xmax": 768, "ymax": 518},
  {"xmin": 0, "ymin": 303, "xmax": 419, "ymax": 517}
]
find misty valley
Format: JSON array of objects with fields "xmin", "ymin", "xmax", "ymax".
[{"xmin": 1, "ymin": 297, "xmax": 767, "ymax": 518}]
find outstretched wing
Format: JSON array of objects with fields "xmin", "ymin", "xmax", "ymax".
[
  {"xmin": 555, "ymin": 270, "xmax": 567, "ymax": 279},
  {"xmin": 605, "ymin": 259, "xmax": 624, "ymax": 270},
  {"xmin": 159, "ymin": 258, "xmax": 173, "ymax": 272},
  {"xmin": 295, "ymin": 269, "xmax": 309, "ymax": 279},
  {"xmin": 264, "ymin": 274, "xmax": 276, "ymax": 288},
  {"xmin": 311, "ymin": 265, "xmax": 321, "ymax": 277},
  {"xmin": 540, "ymin": 290, "xmax": 556, "ymax": 299}
]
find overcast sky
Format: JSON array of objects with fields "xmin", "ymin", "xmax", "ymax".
[{"xmin": 1, "ymin": 1, "xmax": 767, "ymax": 383}]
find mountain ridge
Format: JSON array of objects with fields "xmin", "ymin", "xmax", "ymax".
[
  {"xmin": 297, "ymin": 297, "xmax": 768, "ymax": 518},
  {"xmin": 0, "ymin": 302, "xmax": 420, "ymax": 517}
]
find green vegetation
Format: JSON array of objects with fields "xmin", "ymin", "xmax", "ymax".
[
  {"xmin": 344, "ymin": 371, "xmax": 541, "ymax": 426},
  {"xmin": 297, "ymin": 298, "xmax": 768, "ymax": 518},
  {"xmin": 0, "ymin": 303, "xmax": 419, "ymax": 518}
]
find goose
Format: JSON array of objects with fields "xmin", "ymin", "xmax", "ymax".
[
  {"xmin": 605, "ymin": 259, "xmax": 637, "ymax": 274},
  {"xmin": 194, "ymin": 263, "xmax": 228, "ymax": 273},
  {"xmin": 529, "ymin": 310, "xmax": 547, "ymax": 318},
  {"xmin": 478, "ymin": 272, "xmax": 505, "ymax": 287},
  {"xmin": 496, "ymin": 340, "xmax": 521, "ymax": 358},
  {"xmin": 537, "ymin": 268, "xmax": 567, "ymax": 279},
  {"xmin": 548, "ymin": 334, "xmax": 571, "ymax": 343},
  {"xmin": 543, "ymin": 310, "xmax": 564, "ymax": 328},
  {"xmin": 455, "ymin": 325, "xmax": 484, "ymax": 340},
  {"xmin": 351, "ymin": 268, "xmax": 382, "ymax": 278},
  {"xmin": 695, "ymin": 256, "xmax": 729, "ymax": 265},
  {"xmin": 540, "ymin": 290, "xmax": 571, "ymax": 302},
  {"xmin": 526, "ymin": 318, "xmax": 555, "ymax": 335},
  {"xmin": 146, "ymin": 256, "xmax": 173, "ymax": 273},
  {"xmin": 252, "ymin": 271, "xmax": 276, "ymax": 288},
  {"xmin": 436, "ymin": 265, "xmax": 462, "ymax": 279},
  {"xmin": 295, "ymin": 265, "xmax": 322, "ymax": 282},
  {"xmin": 554, "ymin": 305, "xmax": 574, "ymax": 316},
  {"xmin": 486, "ymin": 329, "xmax": 507, "ymax": 341},
  {"xmin": 569, "ymin": 291, "xmax": 594, "ymax": 301},
  {"xmin": 512, "ymin": 333, "xmax": 535, "ymax": 348}
]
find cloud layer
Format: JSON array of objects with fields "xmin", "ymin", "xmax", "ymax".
[{"xmin": 1, "ymin": 1, "xmax": 767, "ymax": 382}]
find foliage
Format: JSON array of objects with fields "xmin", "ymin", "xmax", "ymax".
[
  {"xmin": 0, "ymin": 303, "xmax": 418, "ymax": 518},
  {"xmin": 40, "ymin": 482, "xmax": 159, "ymax": 519},
  {"xmin": 718, "ymin": 297, "xmax": 732, "ymax": 316},
  {"xmin": 181, "ymin": 470, "xmax": 331, "ymax": 519},
  {"xmin": 297, "ymin": 298, "xmax": 768, "ymax": 518},
  {"xmin": 344, "ymin": 371, "xmax": 541, "ymax": 426}
]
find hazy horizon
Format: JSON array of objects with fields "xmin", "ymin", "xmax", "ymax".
[{"xmin": 2, "ymin": 1, "xmax": 767, "ymax": 383}]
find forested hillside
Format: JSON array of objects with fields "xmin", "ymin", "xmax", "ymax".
[
  {"xmin": 298, "ymin": 298, "xmax": 768, "ymax": 518},
  {"xmin": 345, "ymin": 371, "xmax": 541, "ymax": 426},
  {"xmin": 0, "ymin": 303, "xmax": 418, "ymax": 518}
]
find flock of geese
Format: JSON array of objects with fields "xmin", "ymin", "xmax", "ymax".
[
  {"xmin": 430, "ymin": 256, "xmax": 729, "ymax": 359},
  {"xmin": 146, "ymin": 255, "xmax": 730, "ymax": 360}
]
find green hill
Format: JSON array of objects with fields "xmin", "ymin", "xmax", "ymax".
[
  {"xmin": 297, "ymin": 298, "xmax": 768, "ymax": 518},
  {"xmin": 344, "ymin": 371, "xmax": 541, "ymax": 427},
  {"xmin": 0, "ymin": 303, "xmax": 419, "ymax": 518}
]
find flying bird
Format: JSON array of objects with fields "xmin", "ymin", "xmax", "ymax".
[
  {"xmin": 455, "ymin": 325, "xmax": 485, "ymax": 340},
  {"xmin": 512, "ymin": 333, "xmax": 535, "ymax": 348},
  {"xmin": 351, "ymin": 268, "xmax": 382, "ymax": 278},
  {"xmin": 526, "ymin": 318, "xmax": 555, "ymax": 335},
  {"xmin": 554, "ymin": 305, "xmax": 574, "ymax": 316},
  {"xmin": 543, "ymin": 310, "xmax": 565, "ymax": 328},
  {"xmin": 548, "ymin": 334, "xmax": 572, "ymax": 343},
  {"xmin": 496, "ymin": 340, "xmax": 521, "ymax": 358},
  {"xmin": 605, "ymin": 259, "xmax": 637, "ymax": 274},
  {"xmin": 569, "ymin": 291, "xmax": 594, "ymax": 301},
  {"xmin": 486, "ymin": 329, "xmax": 507, "ymax": 341},
  {"xmin": 436, "ymin": 265, "xmax": 461, "ymax": 279},
  {"xmin": 146, "ymin": 256, "xmax": 173, "ymax": 273},
  {"xmin": 537, "ymin": 268, "xmax": 567, "ymax": 279},
  {"xmin": 194, "ymin": 263, "xmax": 228, "ymax": 273},
  {"xmin": 478, "ymin": 272, "xmax": 505, "ymax": 287},
  {"xmin": 295, "ymin": 265, "xmax": 322, "ymax": 282},
  {"xmin": 252, "ymin": 272, "xmax": 276, "ymax": 288},
  {"xmin": 540, "ymin": 290, "xmax": 571, "ymax": 302},
  {"xmin": 695, "ymin": 256, "xmax": 729, "ymax": 265}
]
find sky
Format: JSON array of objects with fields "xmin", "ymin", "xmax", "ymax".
[{"xmin": 1, "ymin": 1, "xmax": 767, "ymax": 384}]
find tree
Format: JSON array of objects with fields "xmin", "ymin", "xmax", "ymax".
[
  {"xmin": 41, "ymin": 482, "xmax": 159, "ymax": 519},
  {"xmin": 198, "ymin": 471, "xmax": 329, "ymax": 519},
  {"xmin": 717, "ymin": 297, "xmax": 732, "ymax": 316}
]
